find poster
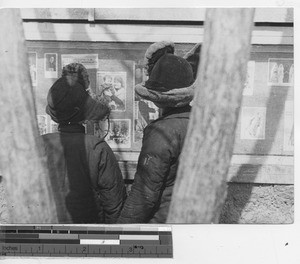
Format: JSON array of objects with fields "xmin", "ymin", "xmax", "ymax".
[
  {"xmin": 44, "ymin": 53, "xmax": 58, "ymax": 78},
  {"xmin": 97, "ymin": 71, "xmax": 127, "ymax": 111},
  {"xmin": 283, "ymin": 101, "xmax": 294, "ymax": 152},
  {"xmin": 133, "ymin": 62, "xmax": 159, "ymax": 143},
  {"xmin": 240, "ymin": 107, "xmax": 266, "ymax": 140},
  {"xmin": 243, "ymin": 61, "xmax": 255, "ymax": 96},
  {"xmin": 61, "ymin": 54, "xmax": 99, "ymax": 69},
  {"xmin": 28, "ymin": 52, "xmax": 37, "ymax": 86},
  {"xmin": 268, "ymin": 58, "xmax": 294, "ymax": 86},
  {"xmin": 134, "ymin": 99, "xmax": 159, "ymax": 143},
  {"xmin": 134, "ymin": 62, "xmax": 148, "ymax": 85},
  {"xmin": 105, "ymin": 119, "xmax": 131, "ymax": 149},
  {"xmin": 37, "ymin": 115, "xmax": 47, "ymax": 135}
]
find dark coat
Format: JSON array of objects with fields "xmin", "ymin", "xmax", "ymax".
[
  {"xmin": 42, "ymin": 124, "xmax": 126, "ymax": 224},
  {"xmin": 117, "ymin": 105, "xmax": 191, "ymax": 223}
]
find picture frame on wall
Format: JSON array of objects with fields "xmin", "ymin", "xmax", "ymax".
[
  {"xmin": 44, "ymin": 53, "xmax": 58, "ymax": 78},
  {"xmin": 28, "ymin": 52, "xmax": 37, "ymax": 86},
  {"xmin": 267, "ymin": 58, "xmax": 294, "ymax": 86},
  {"xmin": 105, "ymin": 119, "xmax": 131, "ymax": 149},
  {"xmin": 97, "ymin": 71, "xmax": 127, "ymax": 112},
  {"xmin": 240, "ymin": 107, "xmax": 266, "ymax": 140}
]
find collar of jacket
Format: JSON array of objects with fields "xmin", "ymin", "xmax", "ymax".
[
  {"xmin": 161, "ymin": 105, "xmax": 191, "ymax": 120},
  {"xmin": 58, "ymin": 123, "xmax": 85, "ymax": 133}
]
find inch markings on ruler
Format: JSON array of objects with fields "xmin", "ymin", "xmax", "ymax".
[{"xmin": 0, "ymin": 225, "xmax": 173, "ymax": 258}]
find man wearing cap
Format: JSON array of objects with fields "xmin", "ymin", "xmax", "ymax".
[
  {"xmin": 117, "ymin": 42, "xmax": 197, "ymax": 223},
  {"xmin": 42, "ymin": 63, "xmax": 127, "ymax": 224}
]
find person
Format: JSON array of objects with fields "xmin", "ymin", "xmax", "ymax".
[
  {"xmin": 42, "ymin": 63, "xmax": 127, "ymax": 224},
  {"xmin": 111, "ymin": 76, "xmax": 126, "ymax": 111},
  {"xmin": 117, "ymin": 43, "xmax": 195, "ymax": 223},
  {"xmin": 100, "ymin": 75, "xmax": 117, "ymax": 110},
  {"xmin": 270, "ymin": 63, "xmax": 279, "ymax": 83}
]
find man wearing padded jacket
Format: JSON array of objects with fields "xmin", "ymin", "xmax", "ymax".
[
  {"xmin": 117, "ymin": 42, "xmax": 200, "ymax": 223},
  {"xmin": 42, "ymin": 63, "xmax": 126, "ymax": 224}
]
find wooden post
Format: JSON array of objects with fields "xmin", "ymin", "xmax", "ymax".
[
  {"xmin": 0, "ymin": 9, "xmax": 58, "ymax": 223},
  {"xmin": 167, "ymin": 8, "xmax": 255, "ymax": 223}
]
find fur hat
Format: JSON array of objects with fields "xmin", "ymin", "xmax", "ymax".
[
  {"xmin": 46, "ymin": 77, "xmax": 110, "ymax": 124},
  {"xmin": 144, "ymin": 41, "xmax": 175, "ymax": 76},
  {"xmin": 136, "ymin": 53, "xmax": 194, "ymax": 108},
  {"xmin": 62, "ymin": 63, "xmax": 90, "ymax": 89}
]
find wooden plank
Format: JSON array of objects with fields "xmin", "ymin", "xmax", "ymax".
[
  {"xmin": 20, "ymin": 8, "xmax": 293, "ymax": 23},
  {"xmin": 116, "ymin": 152, "xmax": 293, "ymax": 165},
  {"xmin": 26, "ymin": 40, "xmax": 294, "ymax": 54},
  {"xmin": 117, "ymin": 154, "xmax": 294, "ymax": 184},
  {"xmin": 20, "ymin": 8, "xmax": 90, "ymax": 20},
  {"xmin": 228, "ymin": 164, "xmax": 293, "ymax": 184},
  {"xmin": 23, "ymin": 23, "xmax": 293, "ymax": 45},
  {"xmin": 118, "ymin": 160, "xmax": 294, "ymax": 184},
  {"xmin": 0, "ymin": 9, "xmax": 58, "ymax": 223}
]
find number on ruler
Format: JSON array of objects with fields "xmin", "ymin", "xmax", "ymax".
[
  {"xmin": 82, "ymin": 246, "xmax": 87, "ymax": 253},
  {"xmin": 127, "ymin": 246, "xmax": 133, "ymax": 253}
]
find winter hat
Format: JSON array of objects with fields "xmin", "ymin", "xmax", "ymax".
[
  {"xmin": 136, "ymin": 53, "xmax": 194, "ymax": 108},
  {"xmin": 46, "ymin": 78, "xmax": 88, "ymax": 123},
  {"xmin": 46, "ymin": 77, "xmax": 110, "ymax": 124},
  {"xmin": 62, "ymin": 62, "xmax": 90, "ymax": 89},
  {"xmin": 146, "ymin": 53, "xmax": 193, "ymax": 91},
  {"xmin": 144, "ymin": 41, "xmax": 175, "ymax": 76}
]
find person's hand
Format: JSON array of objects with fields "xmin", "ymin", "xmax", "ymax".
[
  {"xmin": 104, "ymin": 89, "xmax": 113, "ymax": 97},
  {"xmin": 110, "ymin": 87, "xmax": 116, "ymax": 96}
]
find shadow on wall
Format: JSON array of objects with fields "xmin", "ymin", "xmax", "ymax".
[{"xmin": 220, "ymin": 8, "xmax": 293, "ymax": 223}]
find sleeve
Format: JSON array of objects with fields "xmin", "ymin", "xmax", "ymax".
[
  {"xmin": 97, "ymin": 142, "xmax": 127, "ymax": 224},
  {"xmin": 117, "ymin": 124, "xmax": 173, "ymax": 223},
  {"xmin": 110, "ymin": 94, "xmax": 124, "ymax": 108}
]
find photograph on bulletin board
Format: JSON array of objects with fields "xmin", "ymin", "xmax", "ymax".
[
  {"xmin": 134, "ymin": 99, "xmax": 159, "ymax": 143},
  {"xmin": 243, "ymin": 60, "xmax": 255, "ymax": 96},
  {"xmin": 240, "ymin": 107, "xmax": 266, "ymax": 140},
  {"xmin": 283, "ymin": 101, "xmax": 294, "ymax": 152},
  {"xmin": 133, "ymin": 62, "xmax": 159, "ymax": 144},
  {"xmin": 268, "ymin": 58, "xmax": 294, "ymax": 86},
  {"xmin": 44, "ymin": 53, "xmax": 58, "ymax": 79},
  {"xmin": 107, "ymin": 119, "xmax": 131, "ymax": 149},
  {"xmin": 28, "ymin": 52, "xmax": 37, "ymax": 86},
  {"xmin": 97, "ymin": 71, "xmax": 127, "ymax": 112}
]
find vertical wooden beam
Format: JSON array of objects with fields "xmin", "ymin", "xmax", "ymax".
[
  {"xmin": 167, "ymin": 8, "xmax": 255, "ymax": 223},
  {"xmin": 0, "ymin": 9, "xmax": 58, "ymax": 223}
]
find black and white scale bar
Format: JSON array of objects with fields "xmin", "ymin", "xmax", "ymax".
[{"xmin": 0, "ymin": 225, "xmax": 173, "ymax": 258}]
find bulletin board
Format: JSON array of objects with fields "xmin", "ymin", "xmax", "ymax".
[
  {"xmin": 235, "ymin": 47, "xmax": 294, "ymax": 156},
  {"xmin": 28, "ymin": 41, "xmax": 294, "ymax": 183},
  {"xmin": 28, "ymin": 41, "xmax": 157, "ymax": 151}
]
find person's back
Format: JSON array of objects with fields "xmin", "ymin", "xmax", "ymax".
[
  {"xmin": 43, "ymin": 64, "xmax": 126, "ymax": 223},
  {"xmin": 42, "ymin": 125, "xmax": 125, "ymax": 223},
  {"xmin": 117, "ymin": 48, "xmax": 195, "ymax": 223},
  {"xmin": 140, "ymin": 106, "xmax": 191, "ymax": 223}
]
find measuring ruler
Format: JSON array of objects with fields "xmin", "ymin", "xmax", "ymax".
[{"xmin": 0, "ymin": 225, "xmax": 172, "ymax": 258}]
